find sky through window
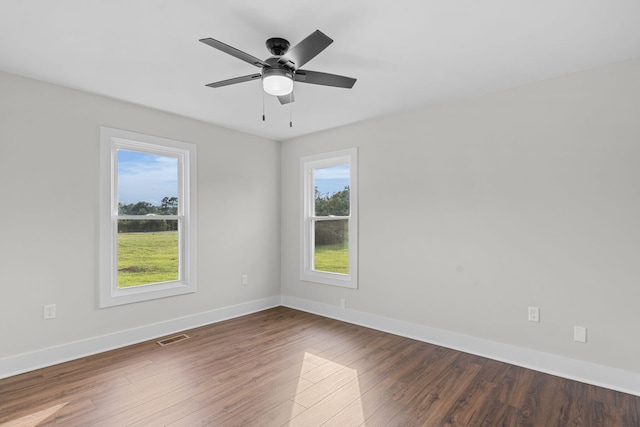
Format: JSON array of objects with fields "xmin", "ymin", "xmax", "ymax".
[
  {"xmin": 117, "ymin": 150, "xmax": 178, "ymax": 206},
  {"xmin": 315, "ymin": 164, "xmax": 349, "ymax": 196}
]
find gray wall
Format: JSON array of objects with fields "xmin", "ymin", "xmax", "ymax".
[
  {"xmin": 0, "ymin": 70, "xmax": 281, "ymax": 358},
  {"xmin": 281, "ymin": 59, "xmax": 640, "ymax": 373}
]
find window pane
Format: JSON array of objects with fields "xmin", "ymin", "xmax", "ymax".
[
  {"xmin": 117, "ymin": 150, "xmax": 178, "ymax": 215},
  {"xmin": 314, "ymin": 219, "xmax": 349, "ymax": 274},
  {"xmin": 117, "ymin": 220, "xmax": 179, "ymax": 288},
  {"xmin": 314, "ymin": 164, "xmax": 349, "ymax": 216}
]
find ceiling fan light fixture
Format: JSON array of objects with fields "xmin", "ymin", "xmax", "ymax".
[{"xmin": 262, "ymin": 68, "xmax": 293, "ymax": 96}]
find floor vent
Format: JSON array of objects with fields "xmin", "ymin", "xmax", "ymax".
[{"xmin": 157, "ymin": 334, "xmax": 190, "ymax": 346}]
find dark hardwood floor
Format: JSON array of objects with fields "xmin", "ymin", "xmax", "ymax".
[{"xmin": 1, "ymin": 307, "xmax": 638, "ymax": 426}]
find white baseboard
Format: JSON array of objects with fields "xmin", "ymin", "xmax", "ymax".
[
  {"xmin": 281, "ymin": 295, "xmax": 640, "ymax": 397},
  {"xmin": 0, "ymin": 296, "xmax": 281, "ymax": 380}
]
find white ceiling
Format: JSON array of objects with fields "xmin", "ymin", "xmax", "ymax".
[{"xmin": 1, "ymin": 1, "xmax": 639, "ymax": 141}]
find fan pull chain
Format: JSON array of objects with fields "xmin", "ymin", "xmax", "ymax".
[
  {"xmin": 262, "ymin": 89, "xmax": 265, "ymax": 122},
  {"xmin": 289, "ymin": 78, "xmax": 294, "ymax": 128},
  {"xmin": 289, "ymin": 94, "xmax": 293, "ymax": 128}
]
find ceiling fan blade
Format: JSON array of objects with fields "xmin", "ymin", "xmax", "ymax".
[
  {"xmin": 278, "ymin": 30, "xmax": 333, "ymax": 70},
  {"xmin": 206, "ymin": 73, "xmax": 262, "ymax": 88},
  {"xmin": 295, "ymin": 70, "xmax": 356, "ymax": 88},
  {"xmin": 200, "ymin": 38, "xmax": 269, "ymax": 68},
  {"xmin": 277, "ymin": 93, "xmax": 295, "ymax": 105}
]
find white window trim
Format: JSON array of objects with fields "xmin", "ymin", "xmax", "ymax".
[
  {"xmin": 300, "ymin": 148, "xmax": 358, "ymax": 288},
  {"xmin": 99, "ymin": 127, "xmax": 197, "ymax": 307}
]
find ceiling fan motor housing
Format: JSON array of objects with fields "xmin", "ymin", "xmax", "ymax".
[{"xmin": 265, "ymin": 37, "xmax": 290, "ymax": 56}]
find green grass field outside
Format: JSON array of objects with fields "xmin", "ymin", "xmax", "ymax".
[
  {"xmin": 117, "ymin": 231, "xmax": 179, "ymax": 288},
  {"xmin": 117, "ymin": 232, "xmax": 347, "ymax": 286},
  {"xmin": 314, "ymin": 244, "xmax": 349, "ymax": 274}
]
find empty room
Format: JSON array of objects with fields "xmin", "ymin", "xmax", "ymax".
[{"xmin": 1, "ymin": 1, "xmax": 639, "ymax": 426}]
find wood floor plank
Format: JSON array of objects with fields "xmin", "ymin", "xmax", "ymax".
[
  {"xmin": 128, "ymin": 398, "xmax": 203, "ymax": 427},
  {"xmin": 322, "ymin": 340, "xmax": 443, "ymax": 425},
  {"xmin": 286, "ymin": 377, "xmax": 366, "ymax": 427},
  {"xmin": 322, "ymin": 377, "xmax": 397, "ymax": 427},
  {"xmin": 362, "ymin": 351, "xmax": 478, "ymax": 425},
  {"xmin": 243, "ymin": 399, "xmax": 307, "ymax": 427},
  {"xmin": 163, "ymin": 352, "xmax": 318, "ymax": 425},
  {"xmin": 294, "ymin": 362, "xmax": 360, "ymax": 408},
  {"xmin": 0, "ymin": 306, "xmax": 638, "ymax": 426},
  {"xmin": 201, "ymin": 374, "xmax": 314, "ymax": 426},
  {"xmin": 0, "ymin": 374, "xmax": 130, "ymax": 422},
  {"xmin": 387, "ymin": 361, "xmax": 485, "ymax": 426}
]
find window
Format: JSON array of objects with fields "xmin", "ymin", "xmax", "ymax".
[
  {"xmin": 99, "ymin": 127, "xmax": 197, "ymax": 307},
  {"xmin": 301, "ymin": 148, "xmax": 358, "ymax": 288}
]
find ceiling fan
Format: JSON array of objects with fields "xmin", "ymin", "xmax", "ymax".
[{"xmin": 199, "ymin": 30, "xmax": 356, "ymax": 105}]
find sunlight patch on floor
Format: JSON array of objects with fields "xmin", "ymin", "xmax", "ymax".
[
  {"xmin": 2, "ymin": 402, "xmax": 68, "ymax": 427},
  {"xmin": 288, "ymin": 351, "xmax": 365, "ymax": 426}
]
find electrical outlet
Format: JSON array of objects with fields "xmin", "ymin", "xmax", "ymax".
[
  {"xmin": 574, "ymin": 326, "xmax": 587, "ymax": 343},
  {"xmin": 528, "ymin": 306, "xmax": 540, "ymax": 322},
  {"xmin": 43, "ymin": 304, "xmax": 56, "ymax": 320},
  {"xmin": 242, "ymin": 275, "xmax": 248, "ymax": 285}
]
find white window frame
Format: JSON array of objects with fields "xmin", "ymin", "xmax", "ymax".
[
  {"xmin": 300, "ymin": 148, "xmax": 358, "ymax": 288},
  {"xmin": 99, "ymin": 127, "xmax": 197, "ymax": 307}
]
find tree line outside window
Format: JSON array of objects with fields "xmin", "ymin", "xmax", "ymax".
[
  {"xmin": 118, "ymin": 196, "xmax": 178, "ymax": 232},
  {"xmin": 314, "ymin": 186, "xmax": 349, "ymax": 247}
]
